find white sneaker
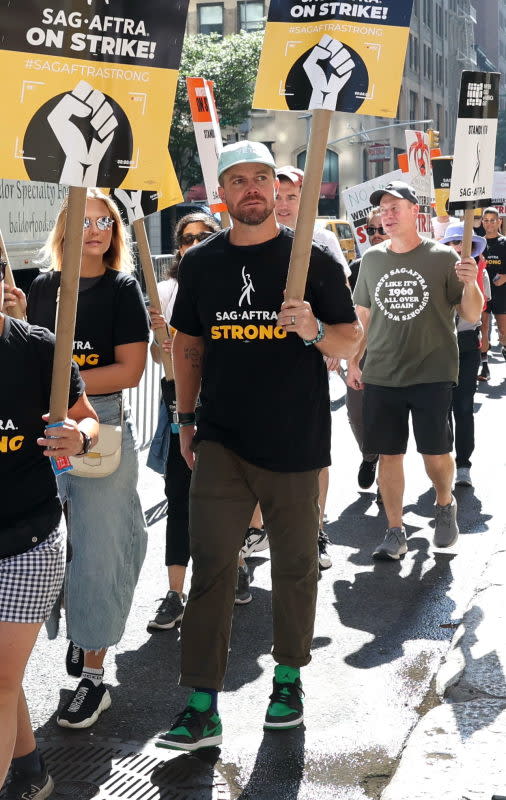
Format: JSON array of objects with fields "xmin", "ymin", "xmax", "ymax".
[{"xmin": 455, "ymin": 467, "xmax": 472, "ymax": 487}]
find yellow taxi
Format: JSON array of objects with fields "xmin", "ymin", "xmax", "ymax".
[{"xmin": 315, "ymin": 218, "xmax": 357, "ymax": 264}]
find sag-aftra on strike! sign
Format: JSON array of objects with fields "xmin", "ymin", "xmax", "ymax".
[
  {"xmin": 0, "ymin": 0, "xmax": 188, "ymax": 192},
  {"xmin": 253, "ymin": 0, "xmax": 413, "ymax": 117}
]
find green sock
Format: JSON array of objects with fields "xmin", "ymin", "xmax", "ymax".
[{"xmin": 274, "ymin": 664, "xmax": 300, "ymax": 684}]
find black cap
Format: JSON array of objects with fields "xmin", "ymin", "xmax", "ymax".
[{"xmin": 370, "ymin": 180, "xmax": 418, "ymax": 206}]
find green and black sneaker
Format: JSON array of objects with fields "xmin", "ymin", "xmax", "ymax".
[
  {"xmin": 155, "ymin": 692, "xmax": 222, "ymax": 751},
  {"xmin": 264, "ymin": 666, "xmax": 304, "ymax": 730}
]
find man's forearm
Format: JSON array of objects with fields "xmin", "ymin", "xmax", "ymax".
[
  {"xmin": 316, "ymin": 320, "xmax": 363, "ymax": 360},
  {"xmin": 172, "ymin": 332, "xmax": 204, "ymax": 411},
  {"xmin": 459, "ymin": 282, "xmax": 484, "ymax": 323}
]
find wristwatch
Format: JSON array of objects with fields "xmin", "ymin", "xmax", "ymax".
[
  {"xmin": 172, "ymin": 411, "xmax": 196, "ymax": 426},
  {"xmin": 77, "ymin": 430, "xmax": 92, "ymax": 455}
]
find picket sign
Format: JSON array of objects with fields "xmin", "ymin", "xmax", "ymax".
[
  {"xmin": 0, "ymin": 228, "xmax": 25, "ymax": 320},
  {"xmin": 253, "ymin": 0, "xmax": 415, "ymax": 299},
  {"xmin": 133, "ymin": 218, "xmax": 174, "ymax": 381}
]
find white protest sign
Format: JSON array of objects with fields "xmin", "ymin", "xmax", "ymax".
[
  {"xmin": 450, "ymin": 71, "xmax": 500, "ymax": 209},
  {"xmin": 342, "ymin": 170, "xmax": 402, "ymax": 255},
  {"xmin": 187, "ymin": 77, "xmax": 227, "ymax": 214},
  {"xmin": 404, "ymin": 130, "xmax": 432, "ymax": 236}
]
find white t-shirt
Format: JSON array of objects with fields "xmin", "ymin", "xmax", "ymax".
[
  {"xmin": 313, "ymin": 226, "xmax": 351, "ymax": 278},
  {"xmin": 157, "ymin": 278, "xmax": 178, "ymax": 323}
]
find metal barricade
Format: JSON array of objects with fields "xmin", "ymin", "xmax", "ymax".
[{"xmin": 127, "ymin": 252, "xmax": 176, "ymax": 449}]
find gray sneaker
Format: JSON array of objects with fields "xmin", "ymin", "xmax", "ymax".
[
  {"xmin": 235, "ymin": 564, "xmax": 252, "ymax": 605},
  {"xmin": 455, "ymin": 467, "xmax": 472, "ymax": 487},
  {"xmin": 434, "ymin": 497, "xmax": 459, "ymax": 547},
  {"xmin": 372, "ymin": 527, "xmax": 408, "ymax": 560},
  {"xmin": 148, "ymin": 590, "xmax": 185, "ymax": 629}
]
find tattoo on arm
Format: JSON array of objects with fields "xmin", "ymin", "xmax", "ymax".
[{"xmin": 184, "ymin": 346, "xmax": 202, "ymax": 370}]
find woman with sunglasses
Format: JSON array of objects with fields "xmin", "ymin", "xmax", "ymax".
[
  {"xmin": 147, "ymin": 212, "xmax": 228, "ymax": 629},
  {"xmin": 0, "ymin": 251, "xmax": 99, "ymax": 797},
  {"xmin": 24, "ymin": 189, "xmax": 150, "ymax": 729}
]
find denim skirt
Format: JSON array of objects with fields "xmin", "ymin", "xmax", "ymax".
[{"xmin": 46, "ymin": 393, "xmax": 147, "ymax": 650}]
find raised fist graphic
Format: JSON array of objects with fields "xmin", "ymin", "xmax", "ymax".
[
  {"xmin": 47, "ymin": 81, "xmax": 118, "ymax": 186},
  {"xmin": 303, "ymin": 35, "xmax": 355, "ymax": 111},
  {"xmin": 113, "ymin": 190, "xmax": 144, "ymax": 224}
]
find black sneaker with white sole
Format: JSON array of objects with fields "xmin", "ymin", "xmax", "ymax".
[
  {"xmin": 318, "ymin": 530, "xmax": 332, "ymax": 569},
  {"xmin": 148, "ymin": 590, "xmax": 185, "ymax": 630},
  {"xmin": 57, "ymin": 679, "xmax": 111, "ymax": 729},
  {"xmin": 4, "ymin": 759, "xmax": 54, "ymax": 800},
  {"xmin": 65, "ymin": 640, "xmax": 84, "ymax": 677},
  {"xmin": 241, "ymin": 527, "xmax": 269, "ymax": 558}
]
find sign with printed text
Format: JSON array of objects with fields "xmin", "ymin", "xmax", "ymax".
[
  {"xmin": 404, "ymin": 130, "xmax": 432, "ymax": 235},
  {"xmin": 431, "ymin": 156, "xmax": 453, "ymax": 217},
  {"xmin": 253, "ymin": 0, "xmax": 414, "ymax": 117},
  {"xmin": 342, "ymin": 169, "xmax": 402, "ymax": 255},
  {"xmin": 449, "ymin": 70, "xmax": 500, "ymax": 210},
  {"xmin": 186, "ymin": 77, "xmax": 227, "ymax": 214},
  {"xmin": 0, "ymin": 0, "xmax": 189, "ymax": 190}
]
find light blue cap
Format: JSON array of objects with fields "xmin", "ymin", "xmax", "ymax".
[{"xmin": 217, "ymin": 141, "xmax": 276, "ymax": 179}]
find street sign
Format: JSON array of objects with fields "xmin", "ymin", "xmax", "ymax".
[
  {"xmin": 368, "ymin": 144, "xmax": 391, "ymax": 162},
  {"xmin": 342, "ymin": 169, "xmax": 402, "ymax": 256},
  {"xmin": 187, "ymin": 77, "xmax": 227, "ymax": 215},
  {"xmin": 449, "ymin": 70, "xmax": 500, "ymax": 210},
  {"xmin": 253, "ymin": 0, "xmax": 414, "ymax": 117},
  {"xmin": 0, "ymin": 0, "xmax": 189, "ymax": 191}
]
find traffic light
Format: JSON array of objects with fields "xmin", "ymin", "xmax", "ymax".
[{"xmin": 427, "ymin": 129, "xmax": 440, "ymax": 148}]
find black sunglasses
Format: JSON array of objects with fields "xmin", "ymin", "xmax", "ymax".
[
  {"xmin": 366, "ymin": 225, "xmax": 387, "ymax": 236},
  {"xmin": 0, "ymin": 260, "xmax": 6, "ymax": 282},
  {"xmin": 180, "ymin": 231, "xmax": 212, "ymax": 246}
]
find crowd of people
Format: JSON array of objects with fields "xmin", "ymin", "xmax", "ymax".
[{"xmin": 1, "ymin": 139, "xmax": 504, "ymax": 794}]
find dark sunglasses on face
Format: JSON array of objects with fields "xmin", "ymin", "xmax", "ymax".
[
  {"xmin": 447, "ymin": 240, "xmax": 462, "ymax": 246},
  {"xmin": 0, "ymin": 260, "xmax": 6, "ymax": 281},
  {"xmin": 180, "ymin": 231, "xmax": 212, "ymax": 246},
  {"xmin": 83, "ymin": 216, "xmax": 115, "ymax": 231},
  {"xmin": 366, "ymin": 225, "xmax": 387, "ymax": 236}
]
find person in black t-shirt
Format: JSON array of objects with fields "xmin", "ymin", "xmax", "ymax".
[
  {"xmin": 478, "ymin": 207, "xmax": 506, "ymax": 379},
  {"xmin": 0, "ymin": 255, "xmax": 98, "ymax": 796},
  {"xmin": 155, "ymin": 141, "xmax": 361, "ymax": 753},
  {"xmin": 21, "ymin": 189, "xmax": 149, "ymax": 732}
]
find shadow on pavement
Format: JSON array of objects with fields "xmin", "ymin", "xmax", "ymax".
[{"xmin": 236, "ymin": 727, "xmax": 305, "ymax": 799}]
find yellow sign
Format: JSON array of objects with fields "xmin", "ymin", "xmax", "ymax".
[
  {"xmin": 253, "ymin": 1, "xmax": 414, "ymax": 118},
  {"xmin": 0, "ymin": 1, "xmax": 189, "ymax": 190}
]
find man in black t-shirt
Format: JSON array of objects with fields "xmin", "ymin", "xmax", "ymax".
[
  {"xmin": 479, "ymin": 207, "xmax": 506, "ymax": 379},
  {"xmin": 155, "ymin": 141, "xmax": 361, "ymax": 752}
]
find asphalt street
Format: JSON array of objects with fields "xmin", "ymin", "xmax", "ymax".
[{"xmin": 18, "ymin": 345, "xmax": 506, "ymax": 800}]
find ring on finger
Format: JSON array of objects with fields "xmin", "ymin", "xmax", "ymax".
[{"xmin": 290, "ymin": 315, "xmax": 296, "ymax": 325}]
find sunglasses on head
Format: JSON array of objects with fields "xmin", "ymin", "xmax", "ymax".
[
  {"xmin": 366, "ymin": 225, "xmax": 386, "ymax": 236},
  {"xmin": 83, "ymin": 216, "xmax": 115, "ymax": 230},
  {"xmin": 0, "ymin": 260, "xmax": 6, "ymax": 282},
  {"xmin": 180, "ymin": 231, "xmax": 212, "ymax": 246}
]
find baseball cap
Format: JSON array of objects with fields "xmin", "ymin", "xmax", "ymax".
[
  {"xmin": 276, "ymin": 166, "xmax": 304, "ymax": 186},
  {"xmin": 370, "ymin": 181, "xmax": 418, "ymax": 206},
  {"xmin": 217, "ymin": 141, "xmax": 276, "ymax": 179},
  {"xmin": 440, "ymin": 222, "xmax": 487, "ymax": 258}
]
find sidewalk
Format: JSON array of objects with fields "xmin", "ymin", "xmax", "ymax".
[{"xmin": 382, "ymin": 533, "xmax": 506, "ymax": 800}]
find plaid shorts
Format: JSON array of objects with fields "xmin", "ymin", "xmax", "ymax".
[{"xmin": 0, "ymin": 524, "xmax": 66, "ymax": 624}]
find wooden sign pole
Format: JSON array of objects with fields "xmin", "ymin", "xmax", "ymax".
[
  {"xmin": 0, "ymin": 229, "xmax": 25, "ymax": 320},
  {"xmin": 461, "ymin": 208, "xmax": 475, "ymax": 261},
  {"xmin": 133, "ymin": 218, "xmax": 174, "ymax": 380},
  {"xmin": 48, "ymin": 186, "xmax": 87, "ymax": 424},
  {"xmin": 285, "ymin": 108, "xmax": 332, "ymax": 299}
]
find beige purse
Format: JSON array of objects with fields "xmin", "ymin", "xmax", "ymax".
[{"xmin": 70, "ymin": 399, "xmax": 123, "ymax": 478}]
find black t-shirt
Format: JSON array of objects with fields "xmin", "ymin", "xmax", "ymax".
[
  {"xmin": 0, "ymin": 317, "xmax": 84, "ymax": 530},
  {"xmin": 348, "ymin": 257, "xmax": 362, "ymax": 292},
  {"xmin": 171, "ymin": 227, "xmax": 357, "ymax": 472},
  {"xmin": 483, "ymin": 235, "xmax": 506, "ymax": 307},
  {"xmin": 27, "ymin": 269, "xmax": 150, "ymax": 372}
]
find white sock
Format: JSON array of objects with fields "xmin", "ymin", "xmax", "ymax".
[{"xmin": 81, "ymin": 667, "xmax": 103, "ymax": 687}]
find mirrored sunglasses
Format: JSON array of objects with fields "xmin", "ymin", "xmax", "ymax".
[
  {"xmin": 83, "ymin": 216, "xmax": 115, "ymax": 230},
  {"xmin": 366, "ymin": 225, "xmax": 386, "ymax": 236},
  {"xmin": 0, "ymin": 260, "xmax": 6, "ymax": 281},
  {"xmin": 180, "ymin": 231, "xmax": 212, "ymax": 246}
]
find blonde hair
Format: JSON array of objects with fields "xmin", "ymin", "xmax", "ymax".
[{"xmin": 39, "ymin": 188, "xmax": 134, "ymax": 273}]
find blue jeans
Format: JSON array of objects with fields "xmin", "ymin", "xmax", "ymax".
[{"xmin": 46, "ymin": 393, "xmax": 147, "ymax": 650}]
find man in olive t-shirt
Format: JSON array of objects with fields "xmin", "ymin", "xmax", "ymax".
[{"xmin": 350, "ymin": 181, "xmax": 483, "ymax": 560}]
